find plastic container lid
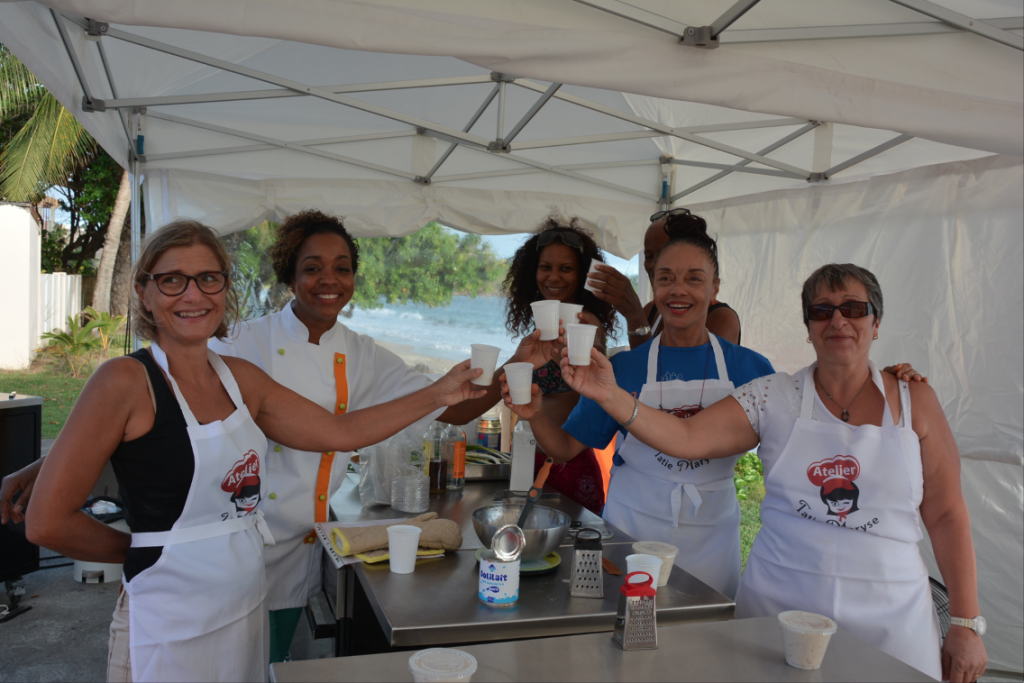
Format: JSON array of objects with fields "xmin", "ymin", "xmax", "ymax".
[
  {"xmin": 408, "ymin": 648, "xmax": 478, "ymax": 682},
  {"xmin": 778, "ymin": 610, "xmax": 837, "ymax": 635},
  {"xmin": 631, "ymin": 541, "xmax": 678, "ymax": 558},
  {"xmin": 491, "ymin": 524, "xmax": 525, "ymax": 562}
]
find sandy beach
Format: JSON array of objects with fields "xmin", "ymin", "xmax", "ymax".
[{"xmin": 375, "ymin": 339, "xmax": 461, "ymax": 376}]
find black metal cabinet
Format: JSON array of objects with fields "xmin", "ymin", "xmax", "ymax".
[{"xmin": 0, "ymin": 395, "xmax": 42, "ymax": 582}]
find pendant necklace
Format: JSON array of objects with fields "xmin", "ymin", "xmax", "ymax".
[
  {"xmin": 659, "ymin": 330, "xmax": 712, "ymax": 410},
  {"xmin": 815, "ymin": 370, "xmax": 869, "ymax": 422}
]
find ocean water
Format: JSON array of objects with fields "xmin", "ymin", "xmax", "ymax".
[{"xmin": 342, "ymin": 295, "xmax": 627, "ymax": 363}]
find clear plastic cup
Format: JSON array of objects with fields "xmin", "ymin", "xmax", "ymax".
[
  {"xmin": 470, "ymin": 344, "xmax": 501, "ymax": 386},
  {"xmin": 625, "ymin": 553, "xmax": 662, "ymax": 587},
  {"xmin": 558, "ymin": 303, "xmax": 584, "ymax": 327},
  {"xmin": 631, "ymin": 541, "xmax": 679, "ymax": 587},
  {"xmin": 566, "ymin": 324, "xmax": 598, "ymax": 365},
  {"xmin": 408, "ymin": 648, "xmax": 478, "ymax": 682},
  {"xmin": 530, "ymin": 300, "xmax": 561, "ymax": 341},
  {"xmin": 503, "ymin": 362, "xmax": 534, "ymax": 405},
  {"xmin": 778, "ymin": 610, "xmax": 837, "ymax": 670},
  {"xmin": 583, "ymin": 261, "xmax": 602, "ymax": 293},
  {"xmin": 387, "ymin": 525, "xmax": 422, "ymax": 574}
]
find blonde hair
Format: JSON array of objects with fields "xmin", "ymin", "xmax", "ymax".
[{"xmin": 130, "ymin": 219, "xmax": 239, "ymax": 341}]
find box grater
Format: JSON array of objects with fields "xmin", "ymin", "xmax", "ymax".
[
  {"xmin": 569, "ymin": 528, "xmax": 603, "ymax": 598},
  {"xmin": 611, "ymin": 571, "xmax": 658, "ymax": 650}
]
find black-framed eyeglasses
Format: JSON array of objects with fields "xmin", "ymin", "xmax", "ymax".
[
  {"xmin": 806, "ymin": 301, "xmax": 875, "ymax": 322},
  {"xmin": 537, "ymin": 229, "xmax": 584, "ymax": 253},
  {"xmin": 649, "ymin": 207, "xmax": 691, "ymax": 223},
  {"xmin": 145, "ymin": 271, "xmax": 230, "ymax": 296}
]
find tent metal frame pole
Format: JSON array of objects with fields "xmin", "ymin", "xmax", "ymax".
[
  {"xmin": 145, "ymin": 111, "xmax": 419, "ymax": 180},
  {"xmin": 888, "ymin": 0, "xmax": 1024, "ymax": 50},
  {"xmin": 94, "ymin": 38, "xmax": 134, "ymax": 153},
  {"xmin": 509, "ymin": 118, "xmax": 809, "ymax": 150},
  {"xmin": 496, "ymin": 81, "xmax": 506, "ymax": 143},
  {"xmin": 710, "ymin": 0, "xmax": 761, "ymax": 38},
  {"xmin": 515, "ymin": 80, "xmax": 811, "ymax": 177},
  {"xmin": 144, "ymin": 131, "xmax": 417, "ymax": 163},
  {"xmin": 722, "ymin": 17, "xmax": 1024, "ymax": 43},
  {"xmin": 420, "ymin": 85, "xmax": 500, "ymax": 183},
  {"xmin": 502, "ymin": 82, "xmax": 561, "ymax": 148},
  {"xmin": 50, "ymin": 9, "xmax": 96, "ymax": 108},
  {"xmin": 69, "ymin": 17, "xmax": 492, "ymax": 148},
  {"xmin": 129, "ymin": 152, "xmax": 141, "ymax": 352},
  {"xmin": 85, "ymin": 75, "xmax": 495, "ymax": 111},
  {"xmin": 571, "ymin": 0, "xmax": 690, "ymax": 38},
  {"xmin": 667, "ymin": 159, "xmax": 804, "ymax": 179},
  {"xmin": 672, "ymin": 122, "xmax": 818, "ymax": 202},
  {"xmin": 823, "ymin": 134, "xmax": 913, "ymax": 178}
]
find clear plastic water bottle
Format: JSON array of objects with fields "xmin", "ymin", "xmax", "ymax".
[{"xmin": 445, "ymin": 423, "xmax": 467, "ymax": 491}]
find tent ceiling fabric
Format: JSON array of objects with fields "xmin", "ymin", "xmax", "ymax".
[{"xmin": 1, "ymin": 0, "xmax": 1020, "ymax": 252}]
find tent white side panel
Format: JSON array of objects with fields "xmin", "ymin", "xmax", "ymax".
[{"xmin": 690, "ymin": 154, "xmax": 1024, "ymax": 673}]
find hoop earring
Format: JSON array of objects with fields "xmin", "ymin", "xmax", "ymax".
[
  {"xmin": 873, "ymin": 333, "xmax": 879, "ymax": 340},
  {"xmin": 806, "ymin": 337, "xmax": 812, "ymax": 344}
]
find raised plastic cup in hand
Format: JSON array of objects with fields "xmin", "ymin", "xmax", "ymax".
[
  {"xmin": 408, "ymin": 648, "xmax": 478, "ymax": 683},
  {"xmin": 470, "ymin": 344, "xmax": 501, "ymax": 386},
  {"xmin": 631, "ymin": 541, "xmax": 679, "ymax": 587},
  {"xmin": 530, "ymin": 300, "xmax": 561, "ymax": 341},
  {"xmin": 503, "ymin": 362, "xmax": 535, "ymax": 406},
  {"xmin": 559, "ymin": 303, "xmax": 584, "ymax": 327},
  {"xmin": 625, "ymin": 553, "xmax": 662, "ymax": 587},
  {"xmin": 583, "ymin": 261, "xmax": 601, "ymax": 293},
  {"xmin": 387, "ymin": 524, "xmax": 422, "ymax": 574},
  {"xmin": 778, "ymin": 610, "xmax": 837, "ymax": 670},
  {"xmin": 566, "ymin": 324, "xmax": 598, "ymax": 365}
]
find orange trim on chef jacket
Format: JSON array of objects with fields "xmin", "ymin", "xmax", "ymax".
[{"xmin": 306, "ymin": 353, "xmax": 348, "ymax": 542}]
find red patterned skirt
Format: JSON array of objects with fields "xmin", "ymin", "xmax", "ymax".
[{"xmin": 534, "ymin": 449, "xmax": 605, "ymax": 515}]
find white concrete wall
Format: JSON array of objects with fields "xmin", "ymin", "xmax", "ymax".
[{"xmin": 0, "ymin": 204, "xmax": 41, "ymax": 370}]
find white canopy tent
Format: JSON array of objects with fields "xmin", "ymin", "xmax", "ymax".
[{"xmin": 1, "ymin": 0, "xmax": 1020, "ymax": 673}]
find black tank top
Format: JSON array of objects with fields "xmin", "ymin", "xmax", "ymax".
[
  {"xmin": 647, "ymin": 301, "xmax": 742, "ymax": 345},
  {"xmin": 110, "ymin": 349, "xmax": 196, "ymax": 581}
]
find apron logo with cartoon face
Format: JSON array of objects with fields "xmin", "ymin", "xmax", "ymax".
[
  {"xmin": 221, "ymin": 450, "xmax": 262, "ymax": 517},
  {"xmin": 661, "ymin": 404, "xmax": 703, "ymax": 420},
  {"xmin": 807, "ymin": 455, "xmax": 861, "ymax": 525}
]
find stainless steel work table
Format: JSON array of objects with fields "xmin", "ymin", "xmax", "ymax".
[
  {"xmin": 273, "ymin": 616, "xmax": 932, "ymax": 682},
  {"xmin": 321, "ymin": 477, "xmax": 733, "ymax": 655}
]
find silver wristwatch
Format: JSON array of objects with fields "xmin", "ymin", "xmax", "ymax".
[
  {"xmin": 628, "ymin": 326, "xmax": 652, "ymax": 337},
  {"xmin": 950, "ymin": 615, "xmax": 987, "ymax": 636}
]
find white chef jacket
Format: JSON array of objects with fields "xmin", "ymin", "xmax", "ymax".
[{"xmin": 209, "ymin": 302, "xmax": 443, "ymax": 610}]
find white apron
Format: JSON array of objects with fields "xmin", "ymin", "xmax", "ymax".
[
  {"xmin": 604, "ymin": 333, "xmax": 743, "ymax": 598},
  {"xmin": 736, "ymin": 363, "xmax": 941, "ymax": 680},
  {"xmin": 124, "ymin": 344, "xmax": 273, "ymax": 683}
]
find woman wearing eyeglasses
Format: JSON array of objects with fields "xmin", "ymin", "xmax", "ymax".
[
  {"xmin": 556, "ymin": 262, "xmax": 987, "ymax": 682},
  {"xmin": 586, "ymin": 208, "xmax": 743, "ymax": 347},
  {"xmin": 501, "ymin": 217, "xmax": 619, "ymax": 513},
  {"xmin": 16, "ymin": 220, "xmax": 485, "ymax": 683}
]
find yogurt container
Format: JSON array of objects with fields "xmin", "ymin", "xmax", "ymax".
[
  {"xmin": 778, "ymin": 610, "xmax": 837, "ymax": 670},
  {"xmin": 631, "ymin": 541, "xmax": 678, "ymax": 587},
  {"xmin": 408, "ymin": 648, "xmax": 478, "ymax": 682},
  {"xmin": 478, "ymin": 549, "xmax": 520, "ymax": 607}
]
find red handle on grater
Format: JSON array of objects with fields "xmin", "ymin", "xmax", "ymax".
[{"xmin": 621, "ymin": 571, "xmax": 656, "ymax": 597}]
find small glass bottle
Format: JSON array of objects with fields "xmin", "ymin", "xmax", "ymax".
[
  {"xmin": 424, "ymin": 421, "xmax": 447, "ymax": 493},
  {"xmin": 445, "ymin": 423, "xmax": 467, "ymax": 491}
]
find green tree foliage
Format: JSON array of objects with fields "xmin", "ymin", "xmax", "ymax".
[
  {"xmin": 220, "ymin": 221, "xmax": 292, "ymax": 320},
  {"xmin": 353, "ymin": 222, "xmax": 505, "ymax": 309},
  {"xmin": 49, "ymin": 150, "xmax": 124, "ymax": 273}
]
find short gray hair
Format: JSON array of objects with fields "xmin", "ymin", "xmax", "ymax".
[{"xmin": 801, "ymin": 264, "xmax": 883, "ymax": 327}]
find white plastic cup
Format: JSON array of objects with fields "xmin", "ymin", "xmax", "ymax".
[
  {"xmin": 387, "ymin": 524, "xmax": 422, "ymax": 574},
  {"xmin": 503, "ymin": 362, "xmax": 534, "ymax": 405},
  {"xmin": 470, "ymin": 344, "xmax": 501, "ymax": 386},
  {"xmin": 631, "ymin": 541, "xmax": 679, "ymax": 587},
  {"xmin": 778, "ymin": 610, "xmax": 838, "ymax": 670},
  {"xmin": 625, "ymin": 553, "xmax": 662, "ymax": 588},
  {"xmin": 408, "ymin": 648, "xmax": 478, "ymax": 682},
  {"xmin": 530, "ymin": 300, "xmax": 561, "ymax": 341},
  {"xmin": 558, "ymin": 303, "xmax": 584, "ymax": 327},
  {"xmin": 566, "ymin": 324, "xmax": 598, "ymax": 365},
  {"xmin": 583, "ymin": 261, "xmax": 602, "ymax": 293}
]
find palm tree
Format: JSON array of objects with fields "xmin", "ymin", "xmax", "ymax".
[{"xmin": 1, "ymin": 43, "xmax": 131, "ymax": 312}]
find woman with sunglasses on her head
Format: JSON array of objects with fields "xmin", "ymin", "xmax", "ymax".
[
  {"xmin": 14, "ymin": 219, "xmax": 485, "ymax": 683},
  {"xmin": 502, "ymin": 216, "xmax": 618, "ymax": 514},
  {"xmin": 503, "ymin": 226, "xmax": 775, "ymax": 598},
  {"xmin": 556, "ymin": 263, "xmax": 987, "ymax": 683}
]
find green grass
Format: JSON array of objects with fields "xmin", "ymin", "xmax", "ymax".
[{"xmin": 739, "ymin": 482, "xmax": 765, "ymax": 569}]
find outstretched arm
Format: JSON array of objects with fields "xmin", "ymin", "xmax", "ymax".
[
  {"xmin": 500, "ymin": 380, "xmax": 588, "ymax": 464},
  {"xmin": 560, "ymin": 348, "xmax": 759, "ymax": 460}
]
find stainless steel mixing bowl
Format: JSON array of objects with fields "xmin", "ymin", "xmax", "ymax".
[{"xmin": 472, "ymin": 504, "xmax": 571, "ymax": 562}]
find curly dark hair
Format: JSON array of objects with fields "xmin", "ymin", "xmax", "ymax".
[
  {"xmin": 503, "ymin": 216, "xmax": 618, "ymax": 339},
  {"xmin": 653, "ymin": 212, "xmax": 720, "ymax": 279},
  {"xmin": 270, "ymin": 209, "xmax": 359, "ymax": 286}
]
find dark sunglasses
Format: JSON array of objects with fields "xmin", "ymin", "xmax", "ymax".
[
  {"xmin": 649, "ymin": 207, "xmax": 691, "ymax": 223},
  {"xmin": 537, "ymin": 230, "xmax": 584, "ymax": 253},
  {"xmin": 145, "ymin": 271, "xmax": 230, "ymax": 296},
  {"xmin": 806, "ymin": 301, "xmax": 875, "ymax": 321}
]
